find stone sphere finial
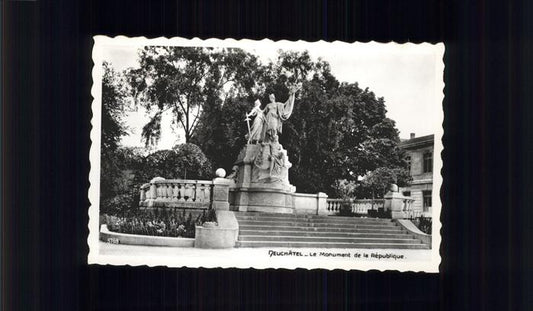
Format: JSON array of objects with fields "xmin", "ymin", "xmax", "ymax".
[
  {"xmin": 215, "ymin": 168, "xmax": 226, "ymax": 178},
  {"xmin": 389, "ymin": 184, "xmax": 399, "ymax": 192}
]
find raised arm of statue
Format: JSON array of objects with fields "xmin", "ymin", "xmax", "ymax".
[{"xmin": 280, "ymin": 84, "xmax": 301, "ymax": 121}]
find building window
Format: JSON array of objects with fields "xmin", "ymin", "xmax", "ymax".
[
  {"xmin": 423, "ymin": 152, "xmax": 433, "ymax": 173},
  {"xmin": 405, "ymin": 156, "xmax": 411, "ymax": 174},
  {"xmin": 423, "ymin": 190, "xmax": 432, "ymax": 212},
  {"xmin": 403, "ymin": 191, "xmax": 411, "ymax": 197}
]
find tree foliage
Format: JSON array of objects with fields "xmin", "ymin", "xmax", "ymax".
[
  {"xmin": 193, "ymin": 50, "xmax": 410, "ymax": 196},
  {"xmin": 137, "ymin": 143, "xmax": 213, "ymax": 182},
  {"xmin": 125, "ymin": 47, "xmax": 262, "ymax": 145},
  {"xmin": 100, "ymin": 62, "xmax": 129, "ymax": 213},
  {"xmin": 101, "ymin": 62, "xmax": 128, "ymax": 156},
  {"xmin": 111, "ymin": 48, "xmax": 411, "ymax": 205},
  {"xmin": 357, "ymin": 167, "xmax": 412, "ymax": 199}
]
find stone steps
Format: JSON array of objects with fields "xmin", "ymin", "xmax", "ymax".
[
  {"xmin": 236, "ymin": 218, "xmax": 394, "ymax": 226},
  {"xmin": 236, "ymin": 215, "xmax": 391, "ymax": 223},
  {"xmin": 235, "ymin": 241, "xmax": 429, "ymax": 249},
  {"xmin": 238, "ymin": 235, "xmax": 418, "ymax": 243},
  {"xmin": 238, "ymin": 225, "xmax": 405, "ymax": 233},
  {"xmin": 238, "ymin": 230, "xmax": 408, "ymax": 239},
  {"xmin": 237, "ymin": 221, "xmax": 400, "ymax": 230},
  {"xmin": 234, "ymin": 212, "xmax": 430, "ymax": 249}
]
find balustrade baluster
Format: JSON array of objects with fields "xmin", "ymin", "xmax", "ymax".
[
  {"xmin": 160, "ymin": 183, "xmax": 166, "ymax": 199},
  {"xmin": 172, "ymin": 184, "xmax": 179, "ymax": 199},
  {"xmin": 198, "ymin": 183, "xmax": 206, "ymax": 202},
  {"xmin": 156, "ymin": 184, "xmax": 162, "ymax": 198},
  {"xmin": 204, "ymin": 184, "xmax": 211, "ymax": 202},
  {"xmin": 166, "ymin": 183, "xmax": 172, "ymax": 199},
  {"xmin": 157, "ymin": 184, "xmax": 163, "ymax": 199},
  {"xmin": 165, "ymin": 184, "xmax": 170, "ymax": 199},
  {"xmin": 178, "ymin": 184, "xmax": 185, "ymax": 201},
  {"xmin": 192, "ymin": 182, "xmax": 197, "ymax": 202},
  {"xmin": 184, "ymin": 184, "xmax": 192, "ymax": 201}
]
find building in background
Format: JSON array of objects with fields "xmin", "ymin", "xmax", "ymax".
[{"xmin": 399, "ymin": 133, "xmax": 434, "ymax": 217}]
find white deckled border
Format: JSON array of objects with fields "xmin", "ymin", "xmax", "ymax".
[{"xmin": 88, "ymin": 36, "xmax": 444, "ymax": 272}]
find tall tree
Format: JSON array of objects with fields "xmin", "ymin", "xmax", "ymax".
[
  {"xmin": 100, "ymin": 62, "xmax": 129, "ymax": 213},
  {"xmin": 126, "ymin": 46, "xmax": 261, "ymax": 145},
  {"xmin": 192, "ymin": 50, "xmax": 409, "ymax": 196},
  {"xmin": 101, "ymin": 62, "xmax": 128, "ymax": 156}
]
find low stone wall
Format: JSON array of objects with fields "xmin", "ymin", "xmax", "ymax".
[
  {"xmin": 194, "ymin": 210, "xmax": 239, "ymax": 249},
  {"xmin": 100, "ymin": 225, "xmax": 195, "ymax": 247},
  {"xmin": 293, "ymin": 192, "xmax": 328, "ymax": 215}
]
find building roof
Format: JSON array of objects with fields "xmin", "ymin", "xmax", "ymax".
[{"xmin": 399, "ymin": 134, "xmax": 434, "ymax": 149}]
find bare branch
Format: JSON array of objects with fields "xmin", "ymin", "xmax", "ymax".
[
  {"xmin": 189, "ymin": 108, "xmax": 202, "ymax": 135},
  {"xmin": 173, "ymin": 101, "xmax": 186, "ymax": 130}
]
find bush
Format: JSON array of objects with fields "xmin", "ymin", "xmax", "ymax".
[
  {"xmin": 105, "ymin": 208, "xmax": 217, "ymax": 238},
  {"xmin": 138, "ymin": 143, "xmax": 213, "ymax": 182},
  {"xmin": 101, "ymin": 143, "xmax": 213, "ymax": 216},
  {"xmin": 411, "ymin": 216, "xmax": 432, "ymax": 234}
]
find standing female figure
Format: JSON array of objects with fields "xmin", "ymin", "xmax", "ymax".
[
  {"xmin": 261, "ymin": 85, "xmax": 300, "ymax": 143},
  {"xmin": 246, "ymin": 99, "xmax": 265, "ymax": 144}
]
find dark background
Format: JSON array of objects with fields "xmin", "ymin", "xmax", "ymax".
[{"xmin": 3, "ymin": 0, "xmax": 532, "ymax": 309}]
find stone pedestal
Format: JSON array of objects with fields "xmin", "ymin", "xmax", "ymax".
[
  {"xmin": 316, "ymin": 192, "xmax": 329, "ymax": 216},
  {"xmin": 229, "ymin": 144, "xmax": 296, "ymax": 214},
  {"xmin": 384, "ymin": 191, "xmax": 415, "ymax": 219},
  {"xmin": 212, "ymin": 178, "xmax": 231, "ymax": 210}
]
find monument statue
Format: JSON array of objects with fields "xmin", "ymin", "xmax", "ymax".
[
  {"xmin": 261, "ymin": 84, "xmax": 300, "ymax": 143},
  {"xmin": 230, "ymin": 84, "xmax": 301, "ymax": 213},
  {"xmin": 245, "ymin": 99, "xmax": 264, "ymax": 144},
  {"xmin": 245, "ymin": 84, "xmax": 301, "ymax": 144}
]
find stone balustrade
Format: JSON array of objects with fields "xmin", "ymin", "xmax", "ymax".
[
  {"xmin": 325, "ymin": 199, "xmax": 385, "ymax": 215},
  {"xmin": 325, "ymin": 199, "xmax": 344, "ymax": 215},
  {"xmin": 352, "ymin": 199, "xmax": 385, "ymax": 214},
  {"xmin": 139, "ymin": 178, "xmax": 214, "ymax": 209},
  {"xmin": 383, "ymin": 191, "xmax": 416, "ymax": 219},
  {"xmin": 404, "ymin": 205, "xmax": 422, "ymax": 219}
]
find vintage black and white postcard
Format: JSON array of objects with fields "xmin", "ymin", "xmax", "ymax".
[{"xmin": 88, "ymin": 36, "xmax": 443, "ymax": 272}]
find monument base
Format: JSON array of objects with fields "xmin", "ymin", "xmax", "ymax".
[
  {"xmin": 231, "ymin": 186, "xmax": 295, "ymax": 214},
  {"xmin": 228, "ymin": 144, "xmax": 296, "ymax": 214}
]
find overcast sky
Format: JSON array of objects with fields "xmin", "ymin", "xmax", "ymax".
[{"xmin": 100, "ymin": 39, "xmax": 443, "ymax": 150}]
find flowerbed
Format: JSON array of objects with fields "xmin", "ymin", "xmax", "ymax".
[{"xmin": 104, "ymin": 208, "xmax": 217, "ymax": 238}]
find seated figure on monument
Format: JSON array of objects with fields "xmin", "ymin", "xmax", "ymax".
[{"xmin": 268, "ymin": 134, "xmax": 285, "ymax": 177}]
